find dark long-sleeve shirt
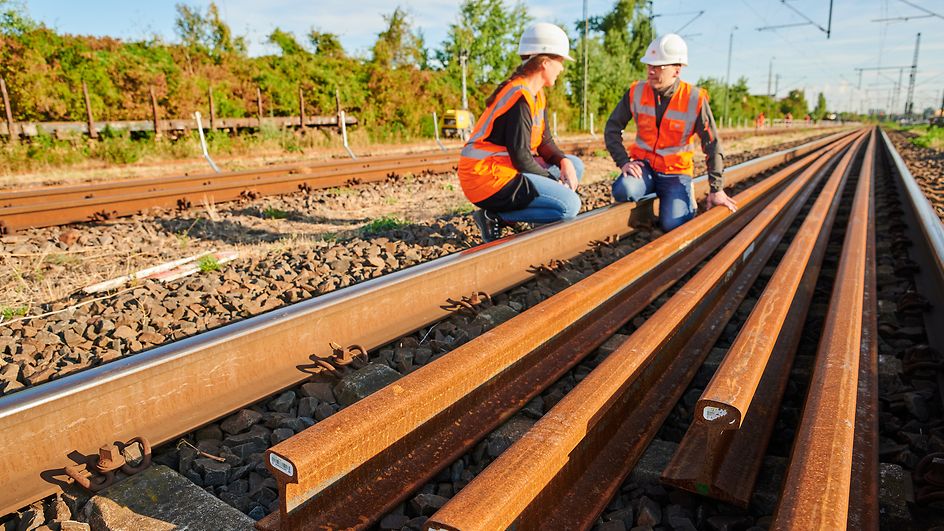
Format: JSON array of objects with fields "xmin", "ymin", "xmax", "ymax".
[
  {"xmin": 486, "ymin": 98, "xmax": 566, "ymax": 177},
  {"xmin": 604, "ymin": 79, "xmax": 725, "ymax": 192}
]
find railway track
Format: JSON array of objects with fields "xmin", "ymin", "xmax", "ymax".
[
  {"xmin": 0, "ymin": 127, "xmax": 835, "ymax": 234},
  {"xmin": 4, "ymin": 126, "xmax": 939, "ymax": 530}
]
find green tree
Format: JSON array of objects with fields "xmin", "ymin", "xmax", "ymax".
[
  {"xmin": 372, "ymin": 7, "xmax": 426, "ymax": 69},
  {"xmin": 567, "ymin": 0, "xmax": 653, "ymax": 128},
  {"xmin": 308, "ymin": 30, "xmax": 345, "ymax": 58},
  {"xmin": 0, "ymin": 0, "xmax": 36, "ymax": 36},
  {"xmin": 438, "ymin": 0, "xmax": 531, "ymax": 87},
  {"xmin": 812, "ymin": 92, "xmax": 827, "ymax": 120},
  {"xmin": 779, "ymin": 89, "xmax": 809, "ymax": 118},
  {"xmin": 268, "ymin": 28, "xmax": 308, "ymax": 56}
]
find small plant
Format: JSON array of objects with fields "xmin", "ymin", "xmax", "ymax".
[
  {"xmin": 45, "ymin": 253, "xmax": 80, "ymax": 266},
  {"xmin": 320, "ymin": 232, "xmax": 338, "ymax": 242},
  {"xmin": 327, "ymin": 186, "xmax": 357, "ymax": 196},
  {"xmin": 175, "ymin": 232, "xmax": 190, "ymax": 249},
  {"xmin": 262, "ymin": 207, "xmax": 289, "ymax": 219},
  {"xmin": 442, "ymin": 183, "xmax": 455, "ymax": 192},
  {"xmin": 362, "ymin": 216, "xmax": 407, "ymax": 234},
  {"xmin": 197, "ymin": 254, "xmax": 221, "ymax": 273},
  {"xmin": 449, "ymin": 203, "xmax": 474, "ymax": 216},
  {"xmin": 1, "ymin": 306, "xmax": 29, "ymax": 319},
  {"xmin": 594, "ymin": 149, "xmax": 609, "ymax": 158},
  {"xmin": 384, "ymin": 196, "xmax": 399, "ymax": 205}
]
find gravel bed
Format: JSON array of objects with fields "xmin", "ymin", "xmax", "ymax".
[{"xmin": 886, "ymin": 130, "xmax": 944, "ymax": 222}]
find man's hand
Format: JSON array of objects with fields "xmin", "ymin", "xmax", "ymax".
[
  {"xmin": 559, "ymin": 158, "xmax": 579, "ymax": 191},
  {"xmin": 706, "ymin": 190, "xmax": 737, "ymax": 212},
  {"xmin": 620, "ymin": 160, "xmax": 645, "ymax": 178}
]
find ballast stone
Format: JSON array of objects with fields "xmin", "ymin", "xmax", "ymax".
[
  {"xmin": 334, "ymin": 363, "xmax": 402, "ymax": 406},
  {"xmin": 82, "ymin": 464, "xmax": 254, "ymax": 530}
]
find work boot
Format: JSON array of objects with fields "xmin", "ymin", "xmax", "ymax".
[{"xmin": 472, "ymin": 209, "xmax": 504, "ymax": 243}]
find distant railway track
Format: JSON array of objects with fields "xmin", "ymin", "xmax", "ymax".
[
  {"xmin": 0, "ymin": 127, "xmax": 836, "ymax": 234},
  {"xmin": 0, "ymin": 131, "xmax": 852, "ymax": 518}
]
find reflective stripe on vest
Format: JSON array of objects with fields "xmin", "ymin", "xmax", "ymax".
[
  {"xmin": 457, "ymin": 79, "xmax": 547, "ymax": 203},
  {"xmin": 628, "ymin": 80, "xmax": 705, "ymax": 176}
]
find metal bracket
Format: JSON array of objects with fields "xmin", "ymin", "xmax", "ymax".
[
  {"xmin": 64, "ymin": 436, "xmax": 152, "ymax": 492},
  {"xmin": 441, "ymin": 291, "xmax": 492, "ymax": 316}
]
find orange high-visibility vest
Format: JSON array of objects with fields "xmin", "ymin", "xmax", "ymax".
[
  {"xmin": 458, "ymin": 78, "xmax": 546, "ymax": 203},
  {"xmin": 627, "ymin": 80, "xmax": 707, "ymax": 176}
]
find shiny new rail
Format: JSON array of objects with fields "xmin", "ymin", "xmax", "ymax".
[
  {"xmin": 0, "ymin": 132, "xmax": 845, "ymax": 517},
  {"xmin": 0, "ymin": 127, "xmax": 836, "ymax": 234}
]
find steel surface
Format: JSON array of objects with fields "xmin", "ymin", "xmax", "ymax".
[
  {"xmin": 772, "ymin": 131, "xmax": 876, "ymax": 530},
  {"xmin": 255, "ymin": 132, "xmax": 842, "ymax": 531},
  {"xmin": 425, "ymin": 131, "xmax": 863, "ymax": 531},
  {"xmin": 694, "ymin": 130, "xmax": 868, "ymax": 431},
  {"xmin": 847, "ymin": 137, "xmax": 879, "ymax": 530},
  {"xmin": 0, "ymin": 130, "xmax": 853, "ymax": 517},
  {"xmin": 662, "ymin": 130, "xmax": 868, "ymax": 505}
]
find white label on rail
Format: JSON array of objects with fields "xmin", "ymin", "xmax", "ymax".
[
  {"xmin": 703, "ymin": 406, "xmax": 728, "ymax": 421},
  {"xmin": 269, "ymin": 453, "xmax": 295, "ymax": 477}
]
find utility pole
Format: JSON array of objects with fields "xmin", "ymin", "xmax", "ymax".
[
  {"xmin": 767, "ymin": 57, "xmax": 775, "ymax": 117},
  {"xmin": 460, "ymin": 50, "xmax": 469, "ymax": 111},
  {"xmin": 905, "ymin": 32, "xmax": 921, "ymax": 117},
  {"xmin": 722, "ymin": 27, "xmax": 737, "ymax": 123},
  {"xmin": 582, "ymin": 0, "xmax": 589, "ymax": 130}
]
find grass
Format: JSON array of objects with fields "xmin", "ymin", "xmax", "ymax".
[
  {"xmin": 449, "ymin": 203, "xmax": 474, "ymax": 216},
  {"xmin": 361, "ymin": 216, "xmax": 407, "ymax": 234},
  {"xmin": 1, "ymin": 306, "xmax": 29, "ymax": 319},
  {"xmin": 197, "ymin": 254, "xmax": 221, "ymax": 273},
  {"xmin": 45, "ymin": 253, "xmax": 81, "ymax": 266},
  {"xmin": 262, "ymin": 207, "xmax": 289, "ymax": 219},
  {"xmin": 908, "ymin": 125, "xmax": 944, "ymax": 150}
]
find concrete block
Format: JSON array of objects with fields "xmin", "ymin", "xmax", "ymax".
[{"xmin": 83, "ymin": 465, "xmax": 254, "ymax": 530}]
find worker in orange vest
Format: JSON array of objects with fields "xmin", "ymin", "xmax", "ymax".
[
  {"xmin": 756, "ymin": 112, "xmax": 766, "ymax": 129},
  {"xmin": 605, "ymin": 33, "xmax": 736, "ymax": 232},
  {"xmin": 458, "ymin": 23, "xmax": 583, "ymax": 243}
]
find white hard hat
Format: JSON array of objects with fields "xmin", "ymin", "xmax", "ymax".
[
  {"xmin": 518, "ymin": 23, "xmax": 574, "ymax": 61},
  {"xmin": 640, "ymin": 33, "xmax": 688, "ymax": 66}
]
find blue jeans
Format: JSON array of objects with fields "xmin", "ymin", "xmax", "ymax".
[
  {"xmin": 496, "ymin": 155, "xmax": 584, "ymax": 224},
  {"xmin": 612, "ymin": 162, "xmax": 695, "ymax": 231}
]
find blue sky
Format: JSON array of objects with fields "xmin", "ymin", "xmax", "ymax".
[{"xmin": 20, "ymin": 0, "xmax": 944, "ymax": 114}]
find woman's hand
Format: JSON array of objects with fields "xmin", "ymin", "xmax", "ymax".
[
  {"xmin": 620, "ymin": 160, "xmax": 645, "ymax": 178},
  {"xmin": 706, "ymin": 190, "xmax": 738, "ymax": 212},
  {"xmin": 559, "ymin": 158, "xmax": 579, "ymax": 191}
]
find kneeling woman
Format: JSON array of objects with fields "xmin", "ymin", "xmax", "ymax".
[{"xmin": 458, "ymin": 22, "xmax": 584, "ymax": 243}]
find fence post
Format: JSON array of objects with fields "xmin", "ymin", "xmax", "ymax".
[
  {"xmin": 208, "ymin": 86, "xmax": 216, "ymax": 130},
  {"xmin": 432, "ymin": 111, "xmax": 445, "ymax": 151},
  {"xmin": 335, "ymin": 87, "xmax": 342, "ymax": 135},
  {"xmin": 256, "ymin": 87, "xmax": 263, "ymax": 128},
  {"xmin": 590, "ymin": 113, "xmax": 596, "ymax": 138},
  {"xmin": 0, "ymin": 77, "xmax": 14, "ymax": 142},
  {"xmin": 339, "ymin": 110, "xmax": 355, "ymax": 159},
  {"xmin": 150, "ymin": 87, "xmax": 162, "ymax": 140},
  {"xmin": 82, "ymin": 81, "xmax": 97, "ymax": 139},
  {"xmin": 298, "ymin": 87, "xmax": 306, "ymax": 133},
  {"xmin": 553, "ymin": 111, "xmax": 558, "ymax": 137}
]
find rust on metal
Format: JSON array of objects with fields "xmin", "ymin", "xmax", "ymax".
[
  {"xmin": 772, "ymin": 130, "xmax": 876, "ymax": 530},
  {"xmin": 0, "ymin": 131, "xmax": 854, "ymax": 517},
  {"xmin": 662, "ymin": 129, "xmax": 870, "ymax": 506},
  {"xmin": 420, "ymin": 132, "xmax": 865, "ymax": 531},
  {"xmin": 694, "ymin": 131, "xmax": 869, "ymax": 431},
  {"xmin": 255, "ymin": 134, "xmax": 863, "ymax": 531},
  {"xmin": 847, "ymin": 129, "xmax": 880, "ymax": 531},
  {"xmin": 64, "ymin": 436, "xmax": 152, "ymax": 492}
]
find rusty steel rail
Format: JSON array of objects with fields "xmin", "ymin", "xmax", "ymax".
[
  {"xmin": 848, "ymin": 134, "xmax": 880, "ymax": 531},
  {"xmin": 771, "ymin": 130, "xmax": 877, "ymax": 529},
  {"xmin": 661, "ymin": 130, "xmax": 868, "ymax": 507},
  {"xmin": 425, "ymin": 131, "xmax": 865, "ymax": 531},
  {"xmin": 0, "ymin": 139, "xmax": 593, "ymax": 233},
  {"xmin": 0, "ymin": 132, "xmax": 850, "ymax": 517},
  {"xmin": 257, "ymin": 133, "xmax": 857, "ymax": 531}
]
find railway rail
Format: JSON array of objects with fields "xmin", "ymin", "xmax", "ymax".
[
  {"xmin": 0, "ymin": 127, "xmax": 835, "ymax": 234},
  {"xmin": 0, "ymin": 130, "xmax": 849, "ymax": 519},
  {"xmin": 4, "ymin": 125, "xmax": 939, "ymax": 531}
]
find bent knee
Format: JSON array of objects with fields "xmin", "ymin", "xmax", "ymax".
[
  {"xmin": 612, "ymin": 178, "xmax": 647, "ymax": 203},
  {"xmin": 660, "ymin": 212, "xmax": 694, "ymax": 232}
]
